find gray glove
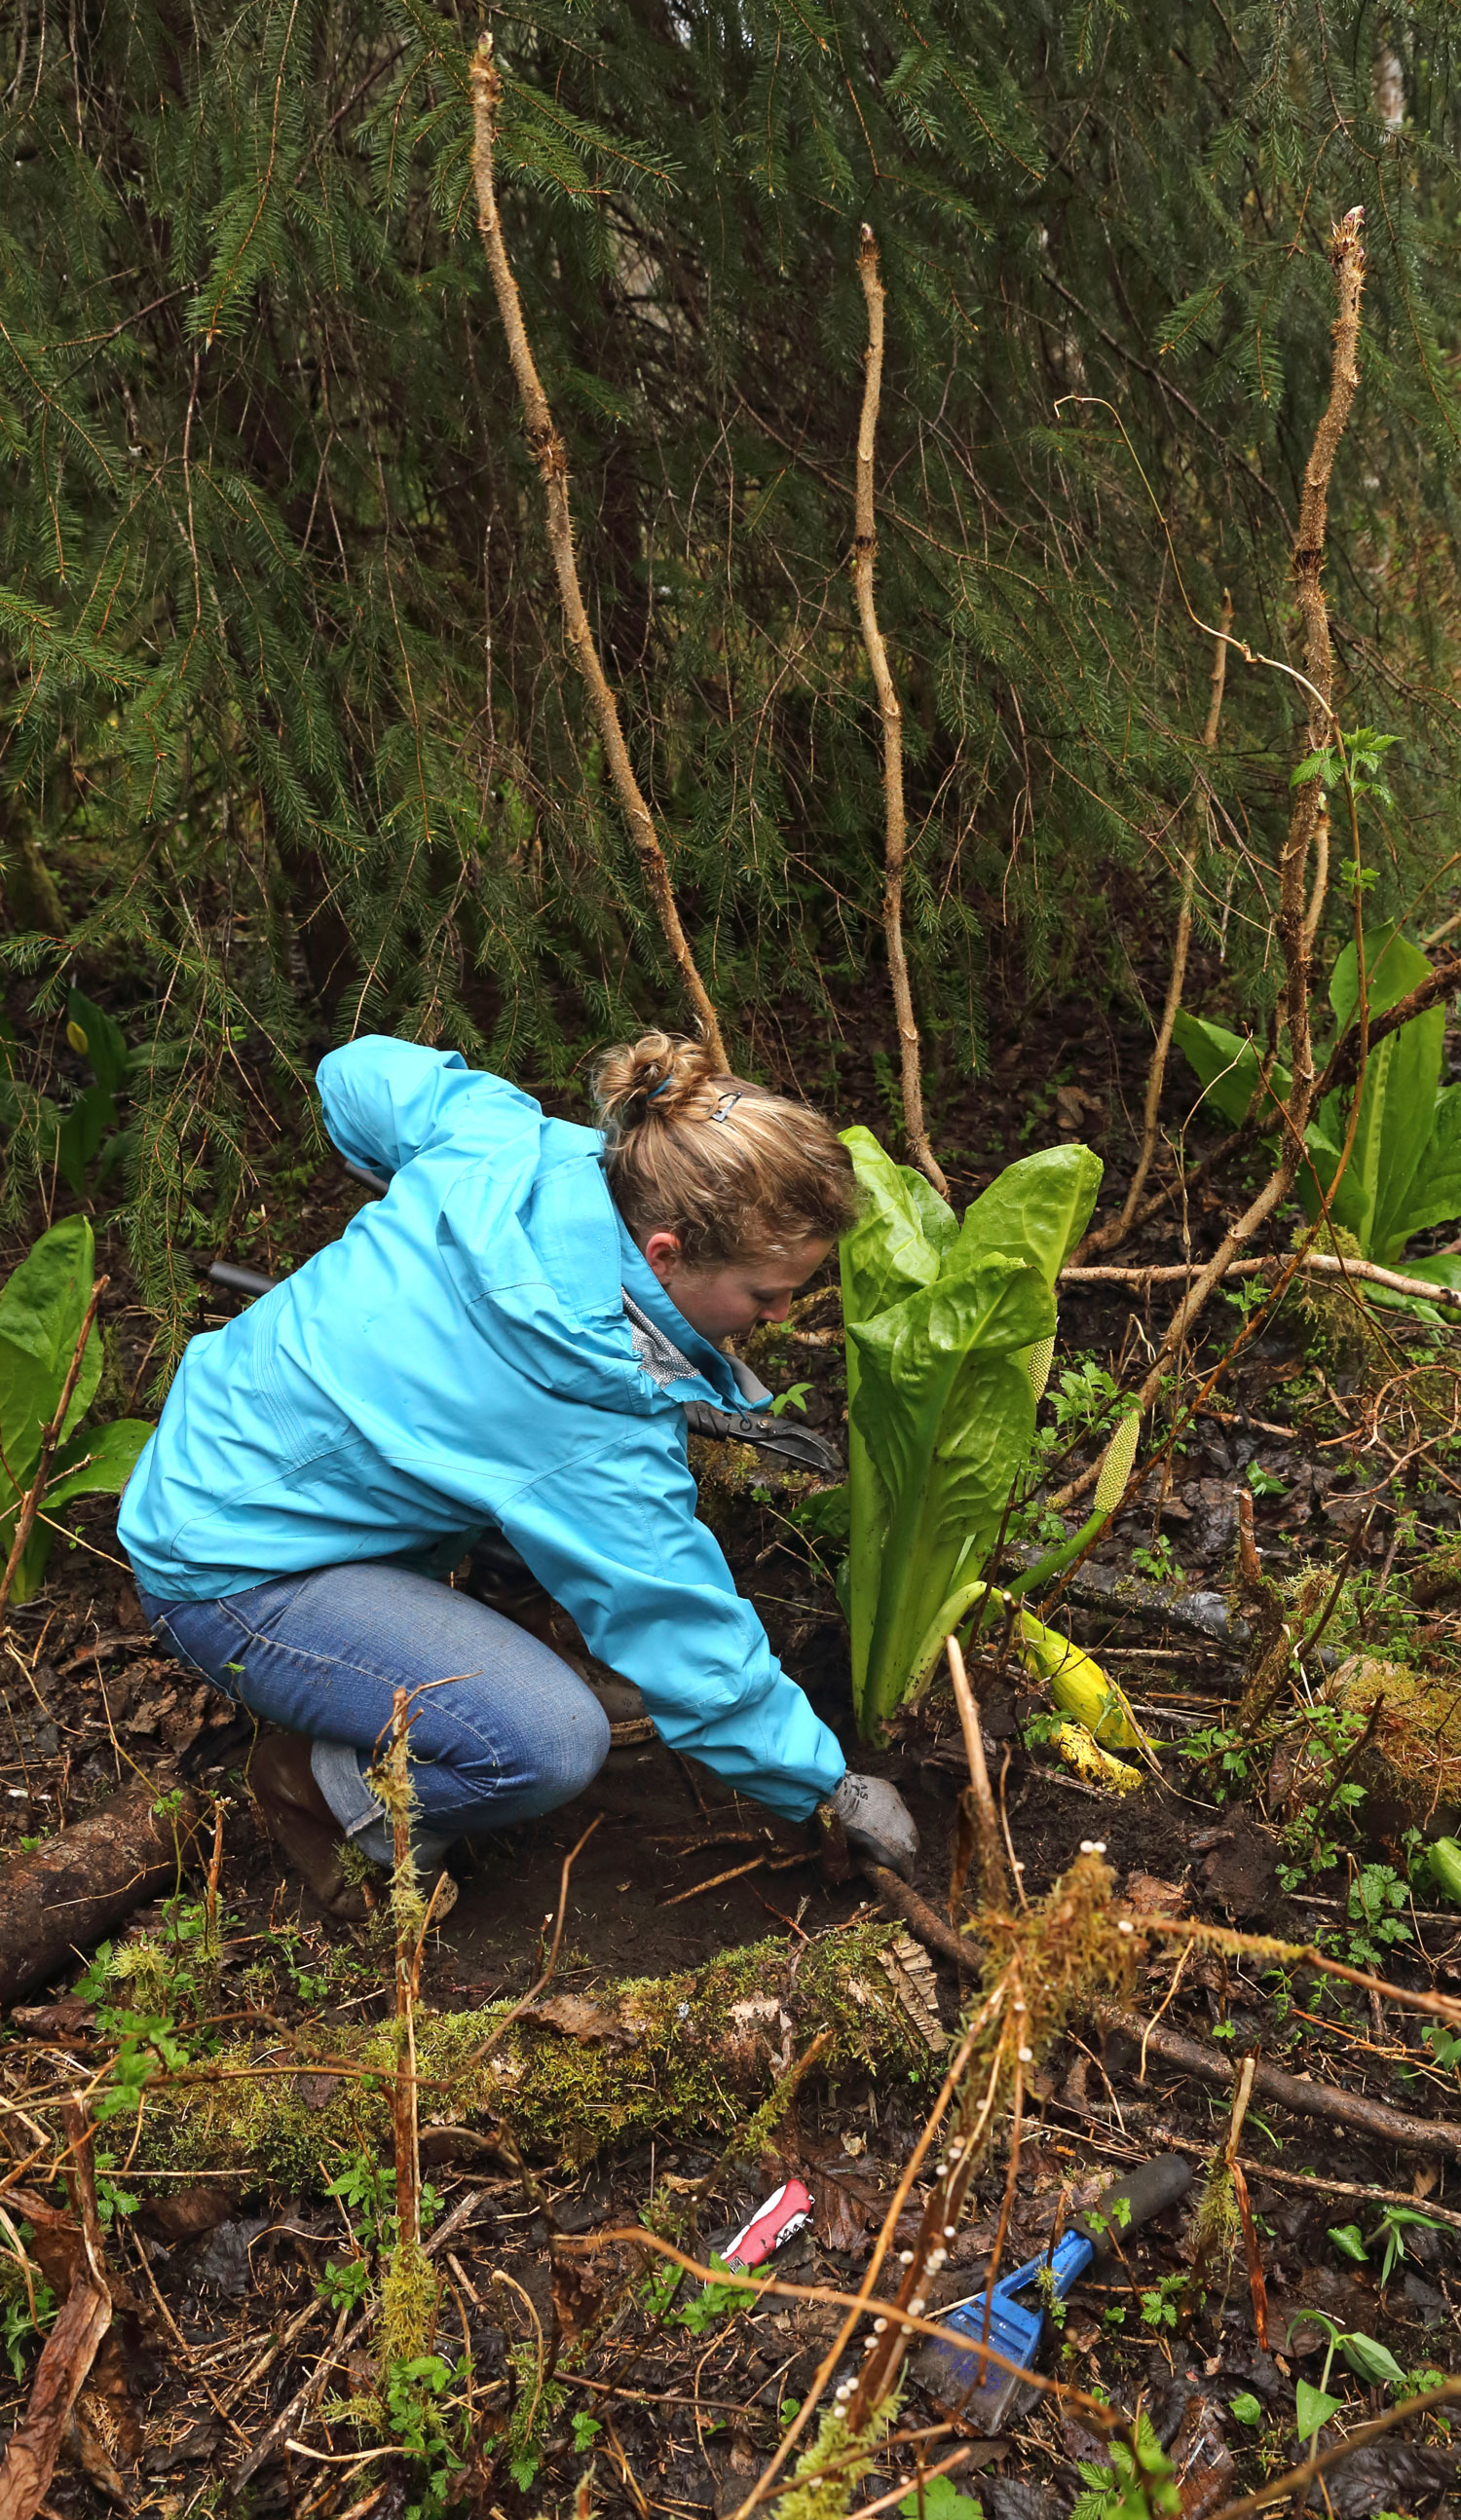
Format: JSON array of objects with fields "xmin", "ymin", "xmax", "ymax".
[{"xmin": 832, "ymin": 1771, "xmax": 919, "ymax": 1882}]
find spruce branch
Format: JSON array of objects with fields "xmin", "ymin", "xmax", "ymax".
[
  {"xmin": 1051, "ymin": 209, "xmax": 1367, "ymax": 1509},
  {"xmin": 468, "ymin": 37, "xmax": 727, "ymax": 1070},
  {"xmin": 852, "ymin": 226, "xmax": 947, "ymax": 1199}
]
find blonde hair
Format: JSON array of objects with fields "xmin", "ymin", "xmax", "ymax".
[{"xmin": 593, "ymin": 1031, "xmax": 859, "ymax": 1266}]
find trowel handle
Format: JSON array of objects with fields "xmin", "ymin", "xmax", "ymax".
[{"xmin": 1074, "ymin": 2155, "xmax": 1192, "ymax": 2257}]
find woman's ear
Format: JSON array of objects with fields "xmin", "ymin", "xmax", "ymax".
[{"xmin": 643, "ymin": 1229, "xmax": 684, "ymax": 1286}]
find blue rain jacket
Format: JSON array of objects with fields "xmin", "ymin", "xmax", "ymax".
[{"xmin": 119, "ymin": 1036, "xmax": 845, "ymax": 1818}]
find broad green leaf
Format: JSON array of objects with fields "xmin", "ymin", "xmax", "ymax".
[
  {"xmin": 55, "ymin": 1080, "xmax": 118, "ymax": 1197},
  {"xmin": 1429, "ymin": 1836, "xmax": 1461, "ymax": 1905},
  {"xmin": 1363, "ymin": 1251, "xmax": 1461, "ymax": 1323},
  {"xmin": 0, "ymin": 1217, "xmax": 101, "ymax": 1501},
  {"xmin": 839, "ymin": 1130, "xmax": 959, "ymax": 1714},
  {"xmin": 1336, "ymin": 2331, "xmax": 1405, "ymax": 2390},
  {"xmin": 1295, "ymin": 2379, "xmax": 1342, "ymax": 2441},
  {"xmin": 66, "ymin": 988, "xmax": 130, "ymax": 1096},
  {"xmin": 1310, "ymin": 927, "xmax": 1444, "ymax": 1258},
  {"xmin": 791, "ymin": 1482, "xmax": 848, "ymax": 1541},
  {"xmin": 839, "ymin": 1127, "xmax": 955, "ymax": 1327},
  {"xmin": 1229, "ymin": 2392, "xmax": 1263, "ymax": 2427},
  {"xmin": 1301, "ymin": 1017, "xmax": 1444, "ymax": 1259},
  {"xmin": 1354, "ymin": 1018, "xmax": 1443, "ymax": 1259},
  {"xmin": 1387, "ymin": 1086, "xmax": 1461, "ymax": 1248},
  {"xmin": 1172, "ymin": 1012, "xmax": 1290, "ymax": 1131},
  {"xmin": 955, "ymin": 1143, "xmax": 1103, "ymax": 1284},
  {"xmin": 898, "ymin": 2479, "xmax": 984, "ymax": 2520},
  {"xmin": 44, "ymin": 1418, "xmax": 153, "ymax": 1507},
  {"xmin": 1329, "ymin": 922, "xmax": 1431, "ymax": 1030}
]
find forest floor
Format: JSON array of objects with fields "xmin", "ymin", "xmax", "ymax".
[{"xmin": 2, "ymin": 973, "xmax": 1460, "ymax": 2520}]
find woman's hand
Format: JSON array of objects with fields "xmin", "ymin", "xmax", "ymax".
[{"xmin": 830, "ymin": 1771, "xmax": 919, "ymax": 1880}]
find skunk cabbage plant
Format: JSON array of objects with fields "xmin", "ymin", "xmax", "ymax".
[
  {"xmin": 1174, "ymin": 925, "xmax": 1461, "ymax": 1308},
  {"xmin": 0, "ymin": 1216, "xmax": 152, "ymax": 1604},
  {"xmin": 839, "ymin": 1130, "xmax": 1105, "ymax": 1737}
]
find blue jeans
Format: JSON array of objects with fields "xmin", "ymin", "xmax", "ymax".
[{"xmin": 137, "ymin": 1563, "xmax": 611, "ymax": 1865}]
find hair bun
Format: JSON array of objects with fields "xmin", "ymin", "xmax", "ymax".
[{"xmin": 593, "ymin": 1031, "xmax": 722, "ymax": 1141}]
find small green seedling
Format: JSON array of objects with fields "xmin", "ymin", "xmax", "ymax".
[
  {"xmin": 1366, "ymin": 2205, "xmax": 1448, "ymax": 2287},
  {"xmin": 1068, "ymin": 2413, "xmax": 1179, "ymax": 2520},
  {"xmin": 897, "ymin": 2480, "xmax": 985, "ymax": 2520}
]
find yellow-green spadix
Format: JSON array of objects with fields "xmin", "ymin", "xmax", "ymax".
[{"xmin": 1017, "ymin": 1611, "xmax": 1151, "ymax": 1758}]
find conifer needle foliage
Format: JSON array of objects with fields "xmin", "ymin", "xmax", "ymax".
[{"xmin": 5, "ymin": 2, "xmax": 1461, "ymax": 1319}]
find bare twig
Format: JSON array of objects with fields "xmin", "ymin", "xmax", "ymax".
[
  {"xmin": 0, "ymin": 1277, "xmax": 106, "ymax": 1619},
  {"xmin": 1098, "ymin": 2003, "xmax": 1461, "ymax": 2157},
  {"xmin": 387, "ymin": 1689, "xmax": 421, "ymax": 2255},
  {"xmin": 461, "ymin": 1811, "xmax": 602, "ymax": 2069},
  {"xmin": 853, "ymin": 226, "xmax": 946, "ymax": 1197},
  {"xmin": 468, "ymin": 39, "xmax": 726, "ymax": 1067},
  {"xmin": 1059, "ymin": 1248, "xmax": 1461, "ymax": 1305},
  {"xmin": 946, "ymin": 1636, "xmax": 1009, "ymax": 1909},
  {"xmin": 1080, "ymin": 594, "xmax": 1233, "ymax": 1256}
]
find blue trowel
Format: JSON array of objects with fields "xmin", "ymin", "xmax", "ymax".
[{"xmin": 912, "ymin": 2155, "xmax": 1192, "ymax": 2432}]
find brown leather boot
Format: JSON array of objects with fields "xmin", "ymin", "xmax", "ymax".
[{"xmin": 248, "ymin": 1730, "xmax": 377, "ymax": 1922}]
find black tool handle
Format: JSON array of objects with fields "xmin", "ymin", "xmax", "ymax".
[{"xmin": 1074, "ymin": 2155, "xmax": 1192, "ymax": 2256}]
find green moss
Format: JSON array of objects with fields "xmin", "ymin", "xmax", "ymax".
[
  {"xmin": 140, "ymin": 1926, "xmax": 918, "ymax": 2189},
  {"xmin": 688, "ymin": 1433, "xmax": 816, "ymax": 1540},
  {"xmin": 381, "ymin": 2237, "xmax": 438, "ymax": 2365},
  {"xmin": 779, "ymin": 2403, "xmax": 896, "ymax": 2520},
  {"xmin": 1324, "ymin": 1652, "xmax": 1461, "ymax": 1810},
  {"xmin": 1293, "ymin": 1223, "xmax": 1390, "ymax": 1377}
]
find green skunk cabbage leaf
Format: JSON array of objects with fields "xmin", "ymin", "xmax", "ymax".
[
  {"xmin": 66, "ymin": 986, "xmax": 130, "ymax": 1097},
  {"xmin": 0, "ymin": 1217, "xmax": 152, "ymax": 1606},
  {"xmin": 1302, "ymin": 925, "xmax": 1445, "ymax": 1262},
  {"xmin": 848, "ymin": 1250, "xmax": 1052, "ymax": 1732},
  {"xmin": 46, "ymin": 1417, "xmax": 153, "ymax": 1509},
  {"xmin": 1329, "ymin": 922, "xmax": 1430, "ymax": 1029},
  {"xmin": 1387, "ymin": 1087, "xmax": 1461, "ymax": 1251},
  {"xmin": 955, "ymin": 1143, "xmax": 1102, "ymax": 1284},
  {"xmin": 1171, "ymin": 1012, "xmax": 1289, "ymax": 1131},
  {"xmin": 0, "ymin": 1216, "xmax": 103, "ymax": 1504},
  {"xmin": 839, "ymin": 1127, "xmax": 955, "ymax": 1329}
]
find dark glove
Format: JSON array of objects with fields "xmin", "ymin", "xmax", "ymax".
[{"xmin": 831, "ymin": 1772, "xmax": 919, "ymax": 1882}]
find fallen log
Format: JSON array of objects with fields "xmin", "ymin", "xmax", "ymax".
[
  {"xmin": 1097, "ymin": 2003, "xmax": 1461, "ymax": 2161},
  {"xmin": 0, "ymin": 1777, "xmax": 202, "ymax": 2011},
  {"xmin": 131, "ymin": 1924, "xmax": 926, "ymax": 2185}
]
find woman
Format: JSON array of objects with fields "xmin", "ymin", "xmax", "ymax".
[{"xmin": 119, "ymin": 1031, "xmax": 918, "ymax": 1915}]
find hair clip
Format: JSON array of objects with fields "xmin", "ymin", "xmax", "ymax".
[
  {"xmin": 711, "ymin": 1091, "xmax": 743, "ymax": 1124},
  {"xmin": 647, "ymin": 1078, "xmax": 673, "ymax": 1102}
]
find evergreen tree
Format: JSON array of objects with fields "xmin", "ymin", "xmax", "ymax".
[{"xmin": 4, "ymin": 0, "xmax": 1461, "ymax": 1326}]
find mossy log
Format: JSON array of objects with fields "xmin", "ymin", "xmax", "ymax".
[
  {"xmin": 0, "ymin": 1779, "xmax": 201, "ymax": 2010},
  {"xmin": 145, "ymin": 1925, "xmax": 925, "ymax": 2189},
  {"xmin": 1317, "ymin": 1653, "xmax": 1461, "ymax": 1834}
]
